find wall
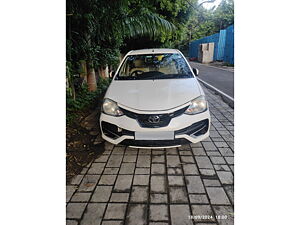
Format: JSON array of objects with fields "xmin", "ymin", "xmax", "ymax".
[{"xmin": 189, "ymin": 24, "xmax": 234, "ymax": 65}]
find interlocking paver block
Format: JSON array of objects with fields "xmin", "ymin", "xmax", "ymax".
[
  {"xmin": 104, "ymin": 203, "xmax": 127, "ymax": 220},
  {"xmin": 110, "ymin": 193, "xmax": 130, "ymax": 202},
  {"xmin": 150, "ymin": 193, "xmax": 168, "ymax": 203},
  {"xmin": 203, "ymin": 179, "xmax": 221, "ymax": 187},
  {"xmin": 78, "ymin": 175, "xmax": 100, "ymax": 192},
  {"xmin": 217, "ymin": 171, "xmax": 233, "ymax": 185},
  {"xmin": 114, "ymin": 175, "xmax": 133, "ymax": 192},
  {"xmin": 185, "ymin": 176, "xmax": 205, "ymax": 193},
  {"xmin": 180, "ymin": 156, "xmax": 195, "ymax": 163},
  {"xmin": 192, "ymin": 147, "xmax": 206, "ymax": 156},
  {"xmin": 165, "ymin": 148, "xmax": 178, "ymax": 155},
  {"xmin": 179, "ymin": 151, "xmax": 193, "ymax": 156},
  {"xmin": 70, "ymin": 175, "xmax": 84, "ymax": 185},
  {"xmin": 101, "ymin": 221, "xmax": 123, "ymax": 225},
  {"xmin": 190, "ymin": 142, "xmax": 202, "ymax": 148},
  {"xmin": 152, "ymin": 150, "xmax": 164, "ymax": 155},
  {"xmin": 151, "ymin": 164, "xmax": 166, "ymax": 174},
  {"xmin": 103, "ymin": 168, "xmax": 119, "ymax": 174},
  {"xmin": 202, "ymin": 142, "xmax": 217, "ymax": 151},
  {"xmin": 182, "ymin": 164, "xmax": 199, "ymax": 175},
  {"xmin": 87, "ymin": 163, "xmax": 105, "ymax": 174},
  {"xmin": 167, "ymin": 155, "xmax": 181, "ymax": 167},
  {"xmin": 170, "ymin": 205, "xmax": 193, "ymax": 225},
  {"xmin": 66, "ymin": 220, "xmax": 78, "ymax": 225},
  {"xmin": 137, "ymin": 155, "xmax": 151, "ymax": 167},
  {"xmin": 80, "ymin": 203, "xmax": 106, "ymax": 225},
  {"xmin": 80, "ymin": 167, "xmax": 88, "ymax": 175},
  {"xmin": 191, "ymin": 205, "xmax": 215, "ymax": 223},
  {"xmin": 106, "ymin": 155, "xmax": 123, "ymax": 167},
  {"xmin": 225, "ymin": 157, "xmax": 234, "ymax": 165},
  {"xmin": 214, "ymin": 165, "xmax": 231, "ymax": 171},
  {"xmin": 98, "ymin": 175, "xmax": 117, "ymax": 185},
  {"xmin": 95, "ymin": 155, "xmax": 109, "ymax": 163},
  {"xmin": 135, "ymin": 168, "xmax": 150, "ymax": 174},
  {"xmin": 70, "ymin": 192, "xmax": 91, "ymax": 202},
  {"xmin": 119, "ymin": 163, "xmax": 135, "ymax": 174},
  {"xmin": 133, "ymin": 175, "xmax": 150, "ymax": 186},
  {"xmin": 151, "ymin": 176, "xmax": 167, "ymax": 193},
  {"xmin": 189, "ymin": 194, "xmax": 209, "ymax": 204},
  {"xmin": 224, "ymin": 185, "xmax": 234, "ymax": 204},
  {"xmin": 125, "ymin": 147, "xmax": 138, "ymax": 155},
  {"xmin": 178, "ymin": 144, "xmax": 191, "ymax": 150},
  {"xmin": 168, "ymin": 176, "xmax": 184, "ymax": 186},
  {"xmin": 152, "ymin": 155, "xmax": 165, "ymax": 163},
  {"xmin": 66, "ymin": 185, "xmax": 77, "ymax": 202},
  {"xmin": 139, "ymin": 149, "xmax": 152, "ymax": 155},
  {"xmin": 195, "ymin": 156, "xmax": 214, "ymax": 169},
  {"xmin": 130, "ymin": 186, "xmax": 148, "ymax": 203},
  {"xmin": 112, "ymin": 146, "xmax": 126, "ymax": 154},
  {"xmin": 206, "ymin": 187, "xmax": 231, "ymax": 205},
  {"xmin": 123, "ymin": 155, "xmax": 137, "ymax": 163},
  {"xmin": 212, "ymin": 205, "xmax": 234, "ymax": 225},
  {"xmin": 91, "ymin": 186, "xmax": 113, "ymax": 202},
  {"xmin": 149, "ymin": 223, "xmax": 168, "ymax": 225},
  {"xmin": 210, "ymin": 156, "xmax": 226, "ymax": 165},
  {"xmin": 207, "ymin": 151, "xmax": 221, "ymax": 156},
  {"xmin": 149, "ymin": 205, "xmax": 168, "ymax": 221},
  {"xmin": 214, "ymin": 142, "xmax": 229, "ymax": 148},
  {"xmin": 169, "ymin": 187, "xmax": 188, "ymax": 203},
  {"xmin": 66, "ymin": 203, "xmax": 87, "ymax": 219},
  {"xmin": 219, "ymin": 148, "xmax": 234, "ymax": 156},
  {"xmin": 126, "ymin": 204, "xmax": 147, "ymax": 225},
  {"xmin": 167, "ymin": 167, "xmax": 182, "ymax": 175}
]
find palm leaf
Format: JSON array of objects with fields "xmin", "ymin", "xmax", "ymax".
[{"xmin": 122, "ymin": 12, "xmax": 176, "ymax": 39}]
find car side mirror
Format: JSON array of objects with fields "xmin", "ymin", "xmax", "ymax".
[{"xmin": 192, "ymin": 68, "xmax": 199, "ymax": 76}]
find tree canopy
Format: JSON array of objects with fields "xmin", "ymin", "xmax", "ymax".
[{"xmin": 66, "ymin": 0, "xmax": 234, "ymax": 98}]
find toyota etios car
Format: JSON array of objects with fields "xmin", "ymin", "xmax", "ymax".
[{"xmin": 100, "ymin": 49, "xmax": 210, "ymax": 148}]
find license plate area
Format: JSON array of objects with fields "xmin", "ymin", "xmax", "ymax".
[{"xmin": 135, "ymin": 131, "xmax": 174, "ymax": 140}]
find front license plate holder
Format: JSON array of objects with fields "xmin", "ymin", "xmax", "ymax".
[{"xmin": 135, "ymin": 131, "xmax": 174, "ymax": 140}]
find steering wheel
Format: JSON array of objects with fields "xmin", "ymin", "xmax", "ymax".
[{"xmin": 130, "ymin": 70, "xmax": 144, "ymax": 77}]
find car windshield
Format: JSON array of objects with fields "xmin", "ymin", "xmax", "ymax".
[{"xmin": 115, "ymin": 53, "xmax": 193, "ymax": 80}]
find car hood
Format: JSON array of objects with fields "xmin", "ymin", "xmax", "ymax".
[{"xmin": 105, "ymin": 78, "xmax": 204, "ymax": 111}]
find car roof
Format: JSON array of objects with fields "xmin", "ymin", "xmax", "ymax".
[{"xmin": 127, "ymin": 48, "xmax": 181, "ymax": 55}]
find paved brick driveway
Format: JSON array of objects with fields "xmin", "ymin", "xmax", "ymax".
[{"xmin": 66, "ymin": 86, "xmax": 234, "ymax": 225}]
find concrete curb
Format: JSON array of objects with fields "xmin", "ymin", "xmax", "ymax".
[
  {"xmin": 189, "ymin": 60, "xmax": 234, "ymax": 73},
  {"xmin": 197, "ymin": 77, "xmax": 234, "ymax": 109}
]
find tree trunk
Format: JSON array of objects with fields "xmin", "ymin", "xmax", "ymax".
[
  {"xmin": 80, "ymin": 60, "xmax": 88, "ymax": 83},
  {"xmin": 104, "ymin": 65, "xmax": 109, "ymax": 78},
  {"xmin": 87, "ymin": 67, "xmax": 97, "ymax": 91}
]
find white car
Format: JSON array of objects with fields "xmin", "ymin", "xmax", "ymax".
[{"xmin": 100, "ymin": 48, "xmax": 210, "ymax": 148}]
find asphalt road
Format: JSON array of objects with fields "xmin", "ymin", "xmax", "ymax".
[{"xmin": 188, "ymin": 61, "xmax": 234, "ymax": 98}]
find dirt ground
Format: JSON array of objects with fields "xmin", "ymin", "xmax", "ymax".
[{"xmin": 66, "ymin": 101, "xmax": 106, "ymax": 184}]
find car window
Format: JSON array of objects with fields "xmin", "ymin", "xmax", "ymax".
[{"xmin": 115, "ymin": 53, "xmax": 193, "ymax": 80}]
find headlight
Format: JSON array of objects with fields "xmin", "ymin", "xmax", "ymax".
[
  {"xmin": 184, "ymin": 96, "xmax": 207, "ymax": 115},
  {"xmin": 102, "ymin": 98, "xmax": 124, "ymax": 116}
]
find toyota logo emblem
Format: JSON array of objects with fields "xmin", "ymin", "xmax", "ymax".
[{"xmin": 148, "ymin": 115, "xmax": 160, "ymax": 123}]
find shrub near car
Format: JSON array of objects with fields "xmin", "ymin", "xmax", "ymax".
[{"xmin": 100, "ymin": 48, "xmax": 210, "ymax": 148}]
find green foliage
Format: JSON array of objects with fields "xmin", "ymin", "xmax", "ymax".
[
  {"xmin": 187, "ymin": 0, "xmax": 234, "ymax": 41},
  {"xmin": 66, "ymin": 77, "xmax": 111, "ymax": 124}
]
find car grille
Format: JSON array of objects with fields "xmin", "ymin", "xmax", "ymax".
[
  {"xmin": 119, "ymin": 138, "xmax": 191, "ymax": 147},
  {"xmin": 119, "ymin": 105, "xmax": 189, "ymax": 128}
]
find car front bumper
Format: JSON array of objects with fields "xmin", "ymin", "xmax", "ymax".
[{"xmin": 99, "ymin": 109, "xmax": 210, "ymax": 148}]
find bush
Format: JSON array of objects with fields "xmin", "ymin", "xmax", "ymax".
[{"xmin": 66, "ymin": 77, "xmax": 111, "ymax": 124}]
